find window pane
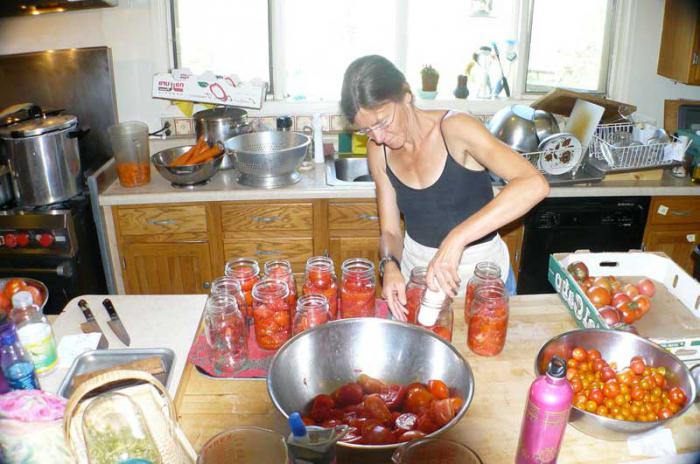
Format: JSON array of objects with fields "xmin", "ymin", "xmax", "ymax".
[
  {"xmin": 526, "ymin": 0, "xmax": 612, "ymax": 93},
  {"xmin": 173, "ymin": 0, "xmax": 269, "ymax": 81},
  {"xmin": 277, "ymin": 0, "xmax": 399, "ymax": 100},
  {"xmin": 405, "ymin": 0, "xmax": 518, "ymax": 99}
]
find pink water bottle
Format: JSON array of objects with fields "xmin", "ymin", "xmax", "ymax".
[{"xmin": 516, "ymin": 356, "xmax": 573, "ymax": 464}]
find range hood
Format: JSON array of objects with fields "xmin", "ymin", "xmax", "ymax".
[{"xmin": 0, "ymin": 0, "xmax": 118, "ymax": 17}]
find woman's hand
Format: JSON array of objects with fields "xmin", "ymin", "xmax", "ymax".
[
  {"xmin": 426, "ymin": 232, "xmax": 465, "ymax": 297},
  {"xmin": 382, "ymin": 263, "xmax": 408, "ymax": 321}
]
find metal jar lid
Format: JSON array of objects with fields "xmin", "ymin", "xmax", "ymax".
[
  {"xmin": 0, "ymin": 114, "xmax": 78, "ymax": 138},
  {"xmin": 193, "ymin": 107, "xmax": 248, "ymax": 123}
]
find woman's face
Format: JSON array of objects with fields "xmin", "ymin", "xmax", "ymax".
[{"xmin": 354, "ymin": 101, "xmax": 404, "ymax": 150}]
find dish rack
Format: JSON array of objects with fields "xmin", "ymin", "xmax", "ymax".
[{"xmin": 588, "ymin": 122, "xmax": 685, "ymax": 172}]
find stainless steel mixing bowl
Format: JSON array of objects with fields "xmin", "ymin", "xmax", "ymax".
[
  {"xmin": 225, "ymin": 131, "xmax": 311, "ymax": 188},
  {"xmin": 533, "ymin": 110, "xmax": 560, "ymax": 142},
  {"xmin": 535, "ymin": 328, "xmax": 696, "ymax": 441},
  {"xmin": 267, "ymin": 318, "xmax": 475, "ymax": 450},
  {"xmin": 151, "ymin": 145, "xmax": 223, "ymax": 188},
  {"xmin": 488, "ymin": 105, "xmax": 539, "ymax": 153}
]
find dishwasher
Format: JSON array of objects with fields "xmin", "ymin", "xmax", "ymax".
[{"xmin": 517, "ymin": 196, "xmax": 650, "ymax": 295}]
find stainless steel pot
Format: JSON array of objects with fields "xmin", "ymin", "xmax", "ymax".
[
  {"xmin": 0, "ymin": 165, "xmax": 13, "ymax": 206},
  {"xmin": 194, "ymin": 107, "xmax": 251, "ymax": 170},
  {"xmin": 0, "ymin": 114, "xmax": 84, "ymax": 206}
]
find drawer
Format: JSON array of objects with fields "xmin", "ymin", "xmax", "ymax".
[
  {"xmin": 117, "ymin": 205, "xmax": 207, "ymax": 236},
  {"xmin": 648, "ymin": 197, "xmax": 700, "ymax": 226},
  {"xmin": 221, "ymin": 203, "xmax": 313, "ymax": 232},
  {"xmin": 329, "ymin": 202, "xmax": 380, "ymax": 231},
  {"xmin": 223, "ymin": 238, "xmax": 314, "ymax": 273}
]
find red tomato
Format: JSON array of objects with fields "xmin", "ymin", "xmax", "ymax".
[
  {"xmin": 403, "ymin": 386, "xmax": 434, "ymax": 415},
  {"xmin": 598, "ymin": 306, "xmax": 622, "ymax": 327},
  {"xmin": 622, "ymin": 284, "xmax": 639, "ymax": 299},
  {"xmin": 587, "ymin": 348, "xmax": 602, "ymax": 360},
  {"xmin": 0, "ymin": 293, "xmax": 10, "ymax": 312},
  {"xmin": 610, "ymin": 279, "xmax": 622, "ymax": 293},
  {"xmin": 657, "ymin": 407, "xmax": 673, "ymax": 420},
  {"xmin": 363, "ymin": 424, "xmax": 394, "ymax": 445},
  {"xmin": 572, "ymin": 347, "xmax": 588, "ymax": 362},
  {"xmin": 379, "ymin": 384, "xmax": 407, "ymax": 411},
  {"xmin": 3, "ymin": 278, "xmax": 27, "ymax": 300},
  {"xmin": 630, "ymin": 356, "xmax": 646, "ymax": 375},
  {"xmin": 593, "ymin": 276, "xmax": 613, "ymax": 293},
  {"xmin": 427, "ymin": 380, "xmax": 449, "ymax": 400},
  {"xmin": 632, "ymin": 295, "xmax": 651, "ymax": 316},
  {"xmin": 586, "ymin": 286, "xmax": 611, "ymax": 308},
  {"xmin": 637, "ymin": 278, "xmax": 656, "ymax": 298},
  {"xmin": 449, "ymin": 397, "xmax": 464, "ymax": 412},
  {"xmin": 357, "ymin": 374, "xmax": 387, "ymax": 394},
  {"xmin": 395, "ymin": 412, "xmax": 417, "ymax": 431},
  {"xmin": 601, "ymin": 367, "xmax": 617, "ymax": 382},
  {"xmin": 310, "ymin": 394, "xmax": 336, "ymax": 422},
  {"xmin": 333, "ymin": 382, "xmax": 364, "ymax": 407},
  {"xmin": 612, "ymin": 292, "xmax": 631, "ymax": 307},
  {"xmin": 415, "ymin": 413, "xmax": 440, "ymax": 434},
  {"xmin": 567, "ymin": 261, "xmax": 589, "ymax": 282},
  {"xmin": 588, "ymin": 388, "xmax": 604, "ymax": 405},
  {"xmin": 398, "ymin": 430, "xmax": 426, "ymax": 442},
  {"xmin": 363, "ymin": 394, "xmax": 392, "ymax": 423},
  {"xmin": 429, "ymin": 398, "xmax": 455, "ymax": 427},
  {"xmin": 603, "ymin": 380, "xmax": 621, "ymax": 398},
  {"xmin": 668, "ymin": 387, "xmax": 687, "ymax": 405}
]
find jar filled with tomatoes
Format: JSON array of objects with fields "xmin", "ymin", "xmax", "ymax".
[
  {"xmin": 292, "ymin": 294, "xmax": 330, "ymax": 335},
  {"xmin": 203, "ymin": 293, "xmax": 247, "ymax": 371},
  {"xmin": 405, "ymin": 266, "xmax": 427, "ymax": 324},
  {"xmin": 464, "ymin": 261, "xmax": 503, "ymax": 322},
  {"xmin": 340, "ymin": 258, "xmax": 376, "ymax": 319},
  {"xmin": 224, "ymin": 258, "xmax": 260, "ymax": 321},
  {"xmin": 302, "ymin": 256, "xmax": 338, "ymax": 319},
  {"xmin": 263, "ymin": 260, "xmax": 297, "ymax": 315},
  {"xmin": 210, "ymin": 276, "xmax": 246, "ymax": 315},
  {"xmin": 468, "ymin": 284, "xmax": 509, "ymax": 356},
  {"xmin": 252, "ymin": 278, "xmax": 291, "ymax": 350}
]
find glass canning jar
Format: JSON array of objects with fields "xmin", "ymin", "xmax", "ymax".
[
  {"xmin": 464, "ymin": 261, "xmax": 504, "ymax": 322},
  {"xmin": 405, "ymin": 266, "xmax": 428, "ymax": 324},
  {"xmin": 292, "ymin": 294, "xmax": 331, "ymax": 335},
  {"xmin": 263, "ymin": 260, "xmax": 297, "ymax": 315},
  {"xmin": 340, "ymin": 258, "xmax": 376, "ymax": 319},
  {"xmin": 210, "ymin": 276, "xmax": 246, "ymax": 315},
  {"xmin": 416, "ymin": 287, "xmax": 454, "ymax": 341},
  {"xmin": 203, "ymin": 293, "xmax": 247, "ymax": 372},
  {"xmin": 252, "ymin": 278, "xmax": 291, "ymax": 350},
  {"xmin": 468, "ymin": 284, "xmax": 509, "ymax": 356},
  {"xmin": 224, "ymin": 258, "xmax": 260, "ymax": 320},
  {"xmin": 302, "ymin": 256, "xmax": 338, "ymax": 319}
]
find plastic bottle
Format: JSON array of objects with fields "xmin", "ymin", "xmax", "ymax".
[
  {"xmin": 312, "ymin": 112, "xmax": 325, "ymax": 163},
  {"xmin": 10, "ymin": 291, "xmax": 57, "ymax": 375},
  {"xmin": 287, "ymin": 412, "xmax": 348, "ymax": 464},
  {"xmin": 416, "ymin": 286, "xmax": 453, "ymax": 341},
  {"xmin": 0, "ymin": 313, "xmax": 12, "ymax": 394},
  {"xmin": 0, "ymin": 327, "xmax": 40, "ymax": 390},
  {"xmin": 515, "ymin": 356, "xmax": 573, "ymax": 464}
]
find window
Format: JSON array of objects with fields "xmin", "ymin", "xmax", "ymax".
[{"xmin": 171, "ymin": 0, "xmax": 616, "ymax": 101}]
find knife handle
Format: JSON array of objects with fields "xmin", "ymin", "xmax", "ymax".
[
  {"xmin": 102, "ymin": 298, "xmax": 118, "ymax": 319},
  {"xmin": 78, "ymin": 299, "xmax": 95, "ymax": 322}
]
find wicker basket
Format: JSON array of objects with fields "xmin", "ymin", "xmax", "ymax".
[{"xmin": 63, "ymin": 369, "xmax": 196, "ymax": 464}]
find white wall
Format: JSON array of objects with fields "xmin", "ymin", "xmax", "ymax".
[
  {"xmin": 0, "ymin": 0, "xmax": 171, "ymax": 130},
  {"xmin": 0, "ymin": 0, "xmax": 698, "ymax": 128}
]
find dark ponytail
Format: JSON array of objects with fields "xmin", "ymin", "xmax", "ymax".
[{"xmin": 340, "ymin": 55, "xmax": 409, "ymax": 124}]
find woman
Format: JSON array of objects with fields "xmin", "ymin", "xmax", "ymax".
[{"xmin": 340, "ymin": 55, "xmax": 549, "ymax": 321}]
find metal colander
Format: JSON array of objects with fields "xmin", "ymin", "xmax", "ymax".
[{"xmin": 225, "ymin": 131, "xmax": 311, "ymax": 188}]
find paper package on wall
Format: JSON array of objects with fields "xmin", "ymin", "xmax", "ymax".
[{"xmin": 152, "ymin": 69, "xmax": 266, "ymax": 110}]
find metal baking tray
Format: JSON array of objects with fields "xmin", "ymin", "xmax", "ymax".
[{"xmin": 57, "ymin": 348, "xmax": 175, "ymax": 398}]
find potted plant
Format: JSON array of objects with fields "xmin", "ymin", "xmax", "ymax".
[{"xmin": 420, "ymin": 65, "xmax": 440, "ymax": 92}]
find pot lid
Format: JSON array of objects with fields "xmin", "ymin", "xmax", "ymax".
[
  {"xmin": 0, "ymin": 114, "xmax": 77, "ymax": 138},
  {"xmin": 193, "ymin": 107, "xmax": 247, "ymax": 122}
]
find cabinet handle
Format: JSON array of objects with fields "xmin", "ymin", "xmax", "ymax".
[
  {"xmin": 147, "ymin": 218, "xmax": 177, "ymax": 226},
  {"xmin": 358, "ymin": 213, "xmax": 379, "ymax": 221},
  {"xmin": 202, "ymin": 281, "xmax": 211, "ymax": 289},
  {"xmin": 251, "ymin": 215, "xmax": 280, "ymax": 223},
  {"xmin": 255, "ymin": 249, "xmax": 281, "ymax": 256},
  {"xmin": 670, "ymin": 210, "xmax": 690, "ymax": 217},
  {"xmin": 693, "ymin": 52, "xmax": 699, "ymax": 66}
]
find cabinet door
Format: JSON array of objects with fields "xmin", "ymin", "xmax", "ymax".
[
  {"xmin": 499, "ymin": 220, "xmax": 524, "ymax": 281},
  {"xmin": 122, "ymin": 242, "xmax": 213, "ymax": 294},
  {"xmin": 643, "ymin": 226, "xmax": 699, "ymax": 275}
]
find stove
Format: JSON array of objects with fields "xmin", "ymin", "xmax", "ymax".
[{"xmin": 0, "ymin": 193, "xmax": 106, "ymax": 314}]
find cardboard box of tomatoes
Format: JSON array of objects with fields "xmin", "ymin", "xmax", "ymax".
[{"xmin": 548, "ymin": 251, "xmax": 700, "ymax": 365}]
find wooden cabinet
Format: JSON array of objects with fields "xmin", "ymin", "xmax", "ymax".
[
  {"xmin": 500, "ymin": 219, "xmax": 524, "ymax": 281},
  {"xmin": 658, "ymin": 0, "xmax": 700, "ymax": 85},
  {"xmin": 643, "ymin": 196, "xmax": 700, "ymax": 275}
]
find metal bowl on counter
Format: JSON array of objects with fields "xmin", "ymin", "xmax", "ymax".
[
  {"xmin": 488, "ymin": 105, "xmax": 540, "ymax": 153},
  {"xmin": 0, "ymin": 278, "xmax": 49, "ymax": 311},
  {"xmin": 267, "ymin": 318, "xmax": 475, "ymax": 451},
  {"xmin": 151, "ymin": 145, "xmax": 224, "ymax": 188},
  {"xmin": 533, "ymin": 110, "xmax": 560, "ymax": 142},
  {"xmin": 225, "ymin": 131, "xmax": 310, "ymax": 188},
  {"xmin": 535, "ymin": 328, "xmax": 696, "ymax": 441}
]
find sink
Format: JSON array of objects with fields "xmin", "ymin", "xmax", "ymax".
[{"xmin": 325, "ymin": 157, "xmax": 374, "ymax": 186}]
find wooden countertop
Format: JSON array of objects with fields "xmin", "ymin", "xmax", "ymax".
[{"xmin": 173, "ymin": 294, "xmax": 700, "ymax": 464}]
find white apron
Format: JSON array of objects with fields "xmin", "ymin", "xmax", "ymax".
[{"xmin": 400, "ymin": 233, "xmax": 510, "ymax": 297}]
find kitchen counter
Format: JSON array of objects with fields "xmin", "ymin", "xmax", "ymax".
[
  {"xmin": 98, "ymin": 163, "xmax": 700, "ymax": 206},
  {"xmin": 173, "ymin": 294, "xmax": 700, "ymax": 464}
]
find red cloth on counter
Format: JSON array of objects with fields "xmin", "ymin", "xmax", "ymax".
[{"xmin": 187, "ymin": 299, "xmax": 390, "ymax": 379}]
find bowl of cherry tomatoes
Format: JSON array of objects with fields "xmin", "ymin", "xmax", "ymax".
[
  {"xmin": 266, "ymin": 318, "xmax": 474, "ymax": 450},
  {"xmin": 535, "ymin": 328, "xmax": 696, "ymax": 440},
  {"xmin": 0, "ymin": 278, "xmax": 48, "ymax": 313}
]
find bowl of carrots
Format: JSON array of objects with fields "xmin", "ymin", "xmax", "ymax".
[{"xmin": 151, "ymin": 137, "xmax": 225, "ymax": 187}]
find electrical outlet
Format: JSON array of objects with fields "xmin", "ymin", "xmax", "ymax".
[
  {"xmin": 160, "ymin": 117, "xmax": 175, "ymax": 135},
  {"xmin": 174, "ymin": 118, "xmax": 194, "ymax": 137}
]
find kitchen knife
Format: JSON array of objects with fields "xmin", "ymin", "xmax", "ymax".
[
  {"xmin": 78, "ymin": 299, "xmax": 109, "ymax": 349},
  {"xmin": 102, "ymin": 298, "xmax": 131, "ymax": 346}
]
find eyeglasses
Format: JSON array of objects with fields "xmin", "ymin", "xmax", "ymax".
[{"xmin": 355, "ymin": 103, "xmax": 397, "ymax": 136}]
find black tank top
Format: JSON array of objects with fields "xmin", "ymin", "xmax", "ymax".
[{"xmin": 385, "ymin": 112, "xmax": 496, "ymax": 248}]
